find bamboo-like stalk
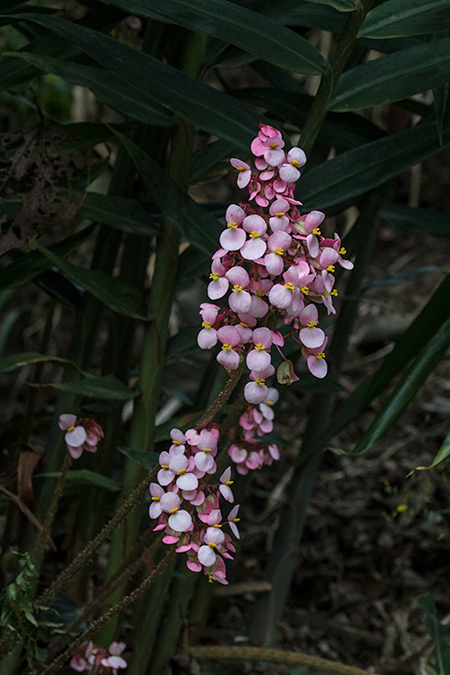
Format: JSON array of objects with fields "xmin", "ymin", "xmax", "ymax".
[{"xmin": 187, "ymin": 645, "xmax": 379, "ymax": 675}]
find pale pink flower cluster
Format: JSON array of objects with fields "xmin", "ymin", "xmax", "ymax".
[
  {"xmin": 58, "ymin": 414, "xmax": 104, "ymax": 459},
  {"xmin": 70, "ymin": 641, "xmax": 127, "ymax": 674},
  {"xmin": 148, "ymin": 426, "xmax": 240, "ymax": 584},
  {"xmin": 198, "ymin": 124, "xmax": 353, "ymax": 399},
  {"xmin": 229, "ymin": 387, "xmax": 280, "ymax": 475}
]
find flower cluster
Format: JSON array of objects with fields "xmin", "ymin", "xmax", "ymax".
[
  {"xmin": 228, "ymin": 387, "xmax": 280, "ymax": 475},
  {"xmin": 70, "ymin": 641, "xmax": 127, "ymax": 674},
  {"xmin": 198, "ymin": 124, "xmax": 353, "ymax": 403},
  {"xmin": 59, "ymin": 414, "xmax": 104, "ymax": 459},
  {"xmin": 148, "ymin": 426, "xmax": 241, "ymax": 584}
]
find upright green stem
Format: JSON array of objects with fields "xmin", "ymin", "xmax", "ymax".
[{"xmin": 300, "ymin": 0, "xmax": 374, "ymax": 156}]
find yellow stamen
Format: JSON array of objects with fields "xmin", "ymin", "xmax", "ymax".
[
  {"xmin": 232, "ymin": 284, "xmax": 242, "ymax": 293},
  {"xmin": 208, "ymin": 542, "xmax": 217, "ymax": 548},
  {"xmin": 161, "ymin": 464, "xmax": 169, "ymax": 469},
  {"xmin": 240, "ymin": 322, "xmax": 248, "ymax": 328},
  {"xmin": 210, "ymin": 272, "xmax": 219, "ymax": 281},
  {"xmin": 274, "ymin": 247, "xmax": 284, "ymax": 255},
  {"xmin": 275, "ymin": 211, "xmax": 285, "ymax": 217},
  {"xmin": 301, "ymin": 286, "xmax": 309, "ymax": 295},
  {"xmin": 68, "ymin": 426, "xmax": 75, "ymax": 432},
  {"xmin": 227, "ymin": 221, "xmax": 237, "ymax": 229},
  {"xmin": 316, "ymin": 352, "xmax": 325, "ymax": 359},
  {"xmin": 213, "ymin": 523, "xmax": 222, "ymax": 528},
  {"xmin": 236, "ymin": 166, "xmax": 246, "ymax": 172},
  {"xmin": 256, "ymin": 378, "xmax": 265, "ymax": 386},
  {"xmin": 312, "ymin": 228, "xmax": 321, "ymax": 235},
  {"xmin": 307, "ymin": 320, "xmax": 317, "ymax": 328},
  {"xmin": 269, "ymin": 143, "xmax": 278, "ymax": 149},
  {"xmin": 233, "ymin": 517, "xmax": 240, "ymax": 523},
  {"xmin": 331, "ymin": 289, "xmax": 338, "ymax": 296},
  {"xmin": 151, "ymin": 496, "xmax": 160, "ymax": 502},
  {"xmin": 327, "ymin": 265, "xmax": 335, "ymax": 273},
  {"xmin": 173, "ymin": 440, "xmax": 181, "ymax": 445},
  {"xmin": 203, "ymin": 448, "xmax": 212, "ymax": 454},
  {"xmin": 339, "ymin": 247, "xmax": 347, "ymax": 255},
  {"xmin": 202, "ymin": 321, "xmax": 211, "ymax": 329},
  {"xmin": 291, "ymin": 159, "xmax": 300, "ymax": 166},
  {"xmin": 256, "ymin": 289, "xmax": 265, "ymax": 297},
  {"xmin": 222, "ymin": 344, "xmax": 232, "ymax": 351},
  {"xmin": 266, "ymin": 400, "xmax": 274, "ymax": 406},
  {"xmin": 285, "ymin": 282, "xmax": 295, "ymax": 290},
  {"xmin": 225, "ymin": 480, "xmax": 234, "ymax": 485},
  {"xmin": 249, "ymin": 230, "xmax": 260, "ymax": 239},
  {"xmin": 169, "ymin": 507, "xmax": 179, "ymax": 514},
  {"xmin": 255, "ymin": 343, "xmax": 265, "ymax": 351},
  {"xmin": 178, "ymin": 468, "xmax": 187, "ymax": 475}
]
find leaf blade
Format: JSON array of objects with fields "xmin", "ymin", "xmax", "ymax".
[{"xmin": 360, "ymin": 0, "xmax": 450, "ymax": 38}]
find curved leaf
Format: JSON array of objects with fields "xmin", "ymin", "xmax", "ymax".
[
  {"xmin": 3, "ymin": 13, "xmax": 264, "ymax": 149},
  {"xmin": 300, "ymin": 121, "xmax": 450, "ymax": 212},
  {"xmin": 380, "ymin": 204, "xmax": 450, "ymax": 237},
  {"xmin": 80, "ymin": 193, "xmax": 157, "ymax": 236},
  {"xmin": 350, "ymin": 315, "xmax": 450, "ymax": 455},
  {"xmin": 329, "ymin": 37, "xmax": 450, "ymax": 111},
  {"xmin": 0, "ymin": 352, "xmax": 82, "ymax": 374},
  {"xmin": 360, "ymin": 0, "xmax": 450, "ymax": 38},
  {"xmin": 306, "ymin": 0, "xmax": 355, "ymax": 11},
  {"xmin": 105, "ymin": 0, "xmax": 326, "ymax": 75},
  {"xmin": 415, "ymin": 429, "xmax": 450, "ymax": 472},
  {"xmin": 51, "ymin": 373, "xmax": 138, "ymax": 400},
  {"xmin": 33, "ymin": 241, "xmax": 148, "ymax": 319},
  {"xmin": 64, "ymin": 470, "xmax": 120, "ymax": 492},
  {"xmin": 7, "ymin": 52, "xmax": 174, "ymax": 127},
  {"xmin": 111, "ymin": 128, "xmax": 222, "ymax": 257}
]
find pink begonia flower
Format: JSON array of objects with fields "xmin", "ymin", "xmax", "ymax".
[
  {"xmin": 159, "ymin": 491, "xmax": 193, "ymax": 532},
  {"xmin": 207, "ymin": 258, "xmax": 229, "ymax": 300},
  {"xmin": 268, "ymin": 266, "xmax": 299, "ymax": 309},
  {"xmin": 226, "ymin": 266, "xmax": 251, "ymax": 313},
  {"xmin": 259, "ymin": 387, "xmax": 279, "ymax": 420},
  {"xmin": 299, "ymin": 304, "xmax": 325, "ymax": 349},
  {"xmin": 149, "ymin": 483, "xmax": 165, "ymax": 519},
  {"xmin": 227, "ymin": 505, "xmax": 240, "ymax": 539},
  {"xmin": 198, "ymin": 527, "xmax": 225, "ymax": 566},
  {"xmin": 240, "ymin": 214, "xmax": 267, "ymax": 260},
  {"xmin": 279, "ymin": 147, "xmax": 307, "ymax": 183},
  {"xmin": 169, "ymin": 454, "xmax": 199, "ymax": 491},
  {"xmin": 69, "ymin": 654, "xmax": 88, "ymax": 672},
  {"xmin": 208, "ymin": 555, "xmax": 229, "ymax": 584},
  {"xmin": 216, "ymin": 325, "xmax": 241, "ymax": 370},
  {"xmin": 262, "ymin": 135, "xmax": 285, "ymax": 167},
  {"xmin": 220, "ymin": 204, "xmax": 247, "ymax": 251},
  {"xmin": 194, "ymin": 429, "xmax": 218, "ymax": 473},
  {"xmin": 101, "ymin": 642, "xmax": 127, "ymax": 672},
  {"xmin": 235, "ymin": 319, "xmax": 254, "ymax": 343},
  {"xmin": 59, "ymin": 414, "xmax": 87, "ymax": 458},
  {"xmin": 169, "ymin": 428, "xmax": 186, "ymax": 454},
  {"xmin": 230, "ymin": 158, "xmax": 252, "ymax": 188},
  {"xmin": 268, "ymin": 198, "xmax": 290, "ymax": 231},
  {"xmin": 302, "ymin": 336, "xmax": 329, "ymax": 378},
  {"xmin": 246, "ymin": 327, "xmax": 273, "ymax": 372},
  {"xmin": 198, "ymin": 303, "xmax": 221, "ymax": 349},
  {"xmin": 264, "ymin": 231, "xmax": 292, "ymax": 276},
  {"xmin": 219, "ymin": 467, "xmax": 234, "ymax": 503},
  {"xmin": 244, "ymin": 376, "xmax": 269, "ymax": 404},
  {"xmin": 157, "ymin": 450, "xmax": 175, "ymax": 486}
]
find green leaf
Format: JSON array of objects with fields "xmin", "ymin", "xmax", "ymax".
[
  {"xmin": 7, "ymin": 52, "xmax": 174, "ymax": 127},
  {"xmin": 0, "ymin": 352, "xmax": 82, "ymax": 374},
  {"xmin": 33, "ymin": 241, "xmax": 148, "ymax": 319},
  {"xmin": 380, "ymin": 204, "xmax": 450, "ymax": 237},
  {"xmin": 434, "ymin": 81, "xmax": 449, "ymax": 146},
  {"xmin": 300, "ymin": 272, "xmax": 450, "ymax": 462},
  {"xmin": 51, "ymin": 374, "xmax": 138, "ymax": 401},
  {"xmin": 0, "ymin": 223, "xmax": 97, "ymax": 292},
  {"xmin": 415, "ymin": 429, "xmax": 450, "ymax": 472},
  {"xmin": 64, "ymin": 470, "xmax": 120, "ymax": 492},
  {"xmin": 0, "ymin": 6, "xmax": 126, "ymax": 91},
  {"xmin": 304, "ymin": 0, "xmax": 355, "ymax": 11},
  {"xmin": 119, "ymin": 448, "xmax": 159, "ymax": 471},
  {"xmin": 417, "ymin": 595, "xmax": 450, "ymax": 675},
  {"xmin": 105, "ymin": 0, "xmax": 326, "ymax": 75},
  {"xmin": 80, "ymin": 193, "xmax": 157, "ymax": 237},
  {"xmin": 111, "ymin": 128, "xmax": 222, "ymax": 257},
  {"xmin": 330, "ymin": 37, "xmax": 450, "ymax": 111},
  {"xmin": 350, "ymin": 315, "xmax": 450, "ymax": 455},
  {"xmin": 4, "ymin": 13, "xmax": 263, "ymax": 149},
  {"xmin": 300, "ymin": 121, "xmax": 450, "ymax": 212},
  {"xmin": 360, "ymin": 0, "xmax": 450, "ymax": 38}
]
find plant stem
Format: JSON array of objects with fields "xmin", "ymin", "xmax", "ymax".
[
  {"xmin": 41, "ymin": 547, "xmax": 176, "ymax": 675},
  {"xmin": 300, "ymin": 0, "xmax": 375, "ymax": 156},
  {"xmin": 196, "ymin": 360, "xmax": 246, "ymax": 431},
  {"xmin": 187, "ymin": 646, "xmax": 379, "ymax": 675},
  {"xmin": 35, "ymin": 467, "xmax": 157, "ymax": 607},
  {"xmin": 32, "ymin": 452, "xmax": 72, "ymax": 568}
]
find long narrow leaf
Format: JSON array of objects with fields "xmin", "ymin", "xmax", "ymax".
[
  {"xmin": 300, "ymin": 121, "xmax": 450, "ymax": 212},
  {"xmin": 350, "ymin": 315, "xmax": 450, "ymax": 455},
  {"xmin": 329, "ymin": 37, "xmax": 450, "ymax": 111},
  {"xmin": 380, "ymin": 204, "xmax": 450, "ymax": 237},
  {"xmin": 80, "ymin": 193, "xmax": 157, "ymax": 237},
  {"xmin": 4, "ymin": 13, "xmax": 264, "ymax": 149},
  {"xmin": 415, "ymin": 429, "xmax": 450, "ymax": 472},
  {"xmin": 51, "ymin": 373, "xmax": 138, "ymax": 400},
  {"xmin": 104, "ymin": 0, "xmax": 326, "ymax": 75},
  {"xmin": 7, "ymin": 52, "xmax": 174, "ymax": 127},
  {"xmin": 306, "ymin": 0, "xmax": 355, "ymax": 11},
  {"xmin": 111, "ymin": 129, "xmax": 222, "ymax": 257},
  {"xmin": 33, "ymin": 241, "xmax": 148, "ymax": 319},
  {"xmin": 299, "ymin": 273, "xmax": 450, "ymax": 461},
  {"xmin": 360, "ymin": 0, "xmax": 450, "ymax": 38},
  {"xmin": 0, "ymin": 352, "xmax": 83, "ymax": 374}
]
